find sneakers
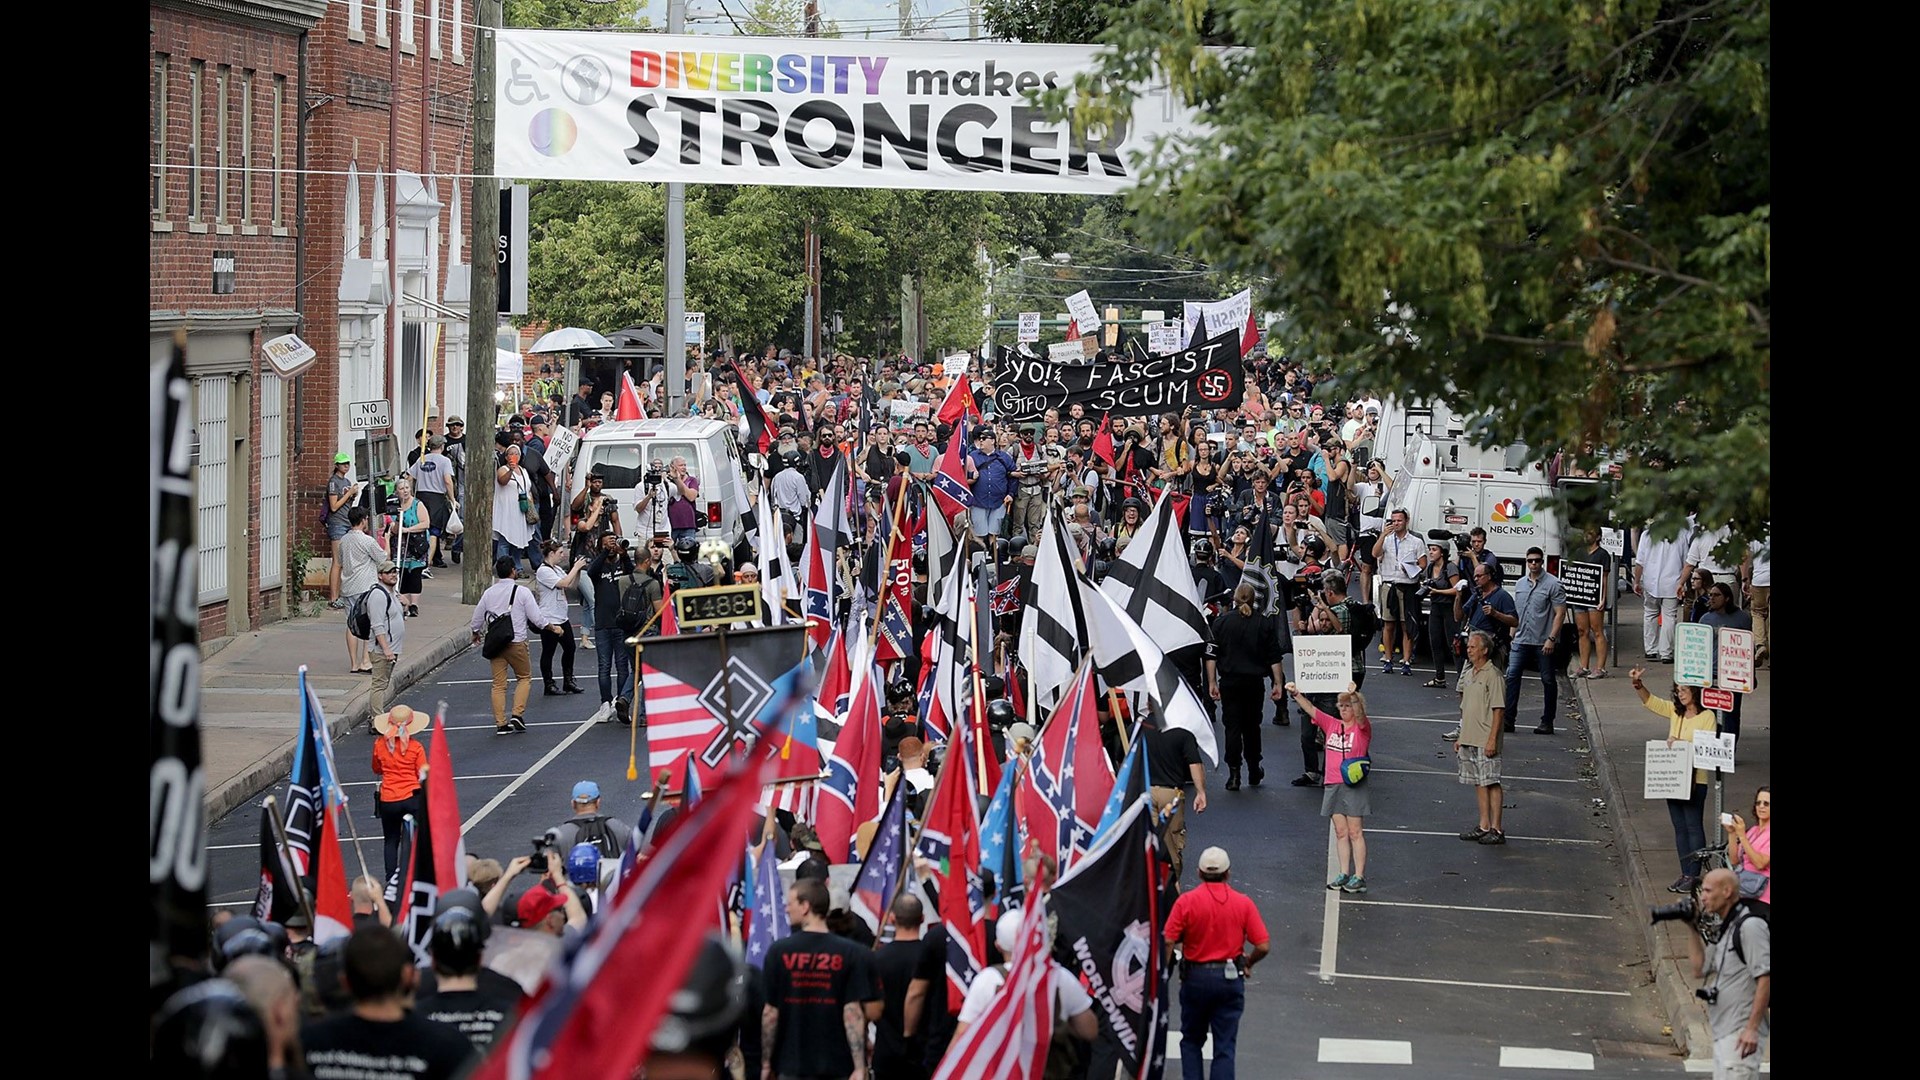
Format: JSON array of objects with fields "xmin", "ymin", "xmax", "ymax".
[
  {"xmin": 1381, "ymin": 657, "xmax": 1396, "ymax": 674},
  {"xmin": 1477, "ymin": 829, "xmax": 1507, "ymax": 845},
  {"xmin": 327, "ymin": 597, "xmax": 347, "ymax": 609},
  {"xmin": 1459, "ymin": 826, "xmax": 1490, "ymax": 841},
  {"xmin": 1327, "ymin": 873, "xmax": 1351, "ymax": 890},
  {"xmin": 508, "ymin": 716, "xmax": 529, "ymax": 733},
  {"xmin": 421, "ymin": 568, "xmax": 433, "ymax": 580},
  {"xmin": 1586, "ymin": 668, "xmax": 1607, "ymax": 679},
  {"xmin": 1668, "ymin": 875, "xmax": 1696, "ymax": 894},
  {"xmin": 1399, "ymin": 661, "xmax": 1415, "ymax": 676},
  {"xmin": 1441, "ymin": 728, "xmax": 1460, "ymax": 741},
  {"xmin": 595, "ymin": 701, "xmax": 615, "ymax": 722},
  {"xmin": 1571, "ymin": 667, "xmax": 1588, "ymax": 679},
  {"xmin": 1341, "ymin": 875, "xmax": 1368, "ymax": 894},
  {"xmin": 494, "ymin": 724, "xmax": 512, "ymax": 737},
  {"xmin": 1290, "ymin": 773, "xmax": 1320, "ymax": 787},
  {"xmin": 582, "ymin": 635, "xmax": 596, "ymax": 650}
]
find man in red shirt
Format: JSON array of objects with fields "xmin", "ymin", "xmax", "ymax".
[{"xmin": 1163, "ymin": 846, "xmax": 1270, "ymax": 1080}]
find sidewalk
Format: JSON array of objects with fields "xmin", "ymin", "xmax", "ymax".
[
  {"xmin": 199, "ymin": 566, "xmax": 488, "ymax": 825},
  {"xmin": 1574, "ymin": 631, "xmax": 1769, "ymax": 1063}
]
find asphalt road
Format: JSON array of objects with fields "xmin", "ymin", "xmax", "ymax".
[{"xmin": 202, "ymin": 617, "xmax": 1697, "ymax": 1077}]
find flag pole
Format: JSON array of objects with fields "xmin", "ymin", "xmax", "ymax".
[
  {"xmin": 967, "ymin": 587, "xmax": 990, "ymax": 794},
  {"xmin": 867, "ymin": 482, "xmax": 910, "ymax": 657},
  {"xmin": 263, "ymin": 794, "xmax": 316, "ymax": 929},
  {"xmin": 301, "ymin": 666, "xmax": 375, "ymax": 886}
]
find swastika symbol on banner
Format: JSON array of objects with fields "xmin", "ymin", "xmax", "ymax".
[
  {"xmin": 696, "ymin": 658, "xmax": 775, "ymax": 768},
  {"xmin": 1197, "ymin": 369, "xmax": 1233, "ymax": 401}
]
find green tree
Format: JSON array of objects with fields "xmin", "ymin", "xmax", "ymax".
[{"xmin": 1044, "ymin": 0, "xmax": 1769, "ymax": 558}]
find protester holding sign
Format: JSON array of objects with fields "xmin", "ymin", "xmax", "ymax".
[
  {"xmin": 1629, "ymin": 666, "xmax": 1719, "ymax": 894},
  {"xmin": 1572, "ymin": 526, "xmax": 1615, "ymax": 680},
  {"xmin": 1284, "ymin": 681, "xmax": 1374, "ymax": 894}
]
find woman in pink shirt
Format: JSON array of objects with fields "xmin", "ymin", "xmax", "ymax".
[
  {"xmin": 1284, "ymin": 680, "xmax": 1373, "ymax": 894},
  {"xmin": 1726, "ymin": 785, "xmax": 1770, "ymax": 904}
]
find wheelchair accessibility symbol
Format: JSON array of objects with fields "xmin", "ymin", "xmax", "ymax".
[{"xmin": 504, "ymin": 58, "xmax": 549, "ymax": 107}]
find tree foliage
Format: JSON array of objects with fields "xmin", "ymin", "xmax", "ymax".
[{"xmin": 1042, "ymin": 0, "xmax": 1769, "ymax": 557}]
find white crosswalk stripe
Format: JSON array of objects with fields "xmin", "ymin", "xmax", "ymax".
[
  {"xmin": 1499, "ymin": 1046, "xmax": 1595, "ymax": 1070},
  {"xmin": 1318, "ymin": 1038, "xmax": 1414, "ymax": 1064}
]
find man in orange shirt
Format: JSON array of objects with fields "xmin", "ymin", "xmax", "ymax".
[{"xmin": 1163, "ymin": 846, "xmax": 1270, "ymax": 1080}]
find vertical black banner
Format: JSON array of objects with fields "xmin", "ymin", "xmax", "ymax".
[{"xmin": 151, "ymin": 332, "xmax": 209, "ymax": 987}]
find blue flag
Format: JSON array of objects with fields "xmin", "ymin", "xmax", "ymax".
[
  {"xmin": 743, "ymin": 848, "xmax": 789, "ymax": 969},
  {"xmin": 978, "ymin": 757, "xmax": 1023, "ymax": 909},
  {"xmin": 849, "ymin": 782, "xmax": 909, "ymax": 934},
  {"xmin": 1092, "ymin": 737, "xmax": 1147, "ymax": 846}
]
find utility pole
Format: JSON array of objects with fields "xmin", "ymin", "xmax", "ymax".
[
  {"xmin": 805, "ymin": 0, "xmax": 824, "ymax": 361},
  {"xmin": 900, "ymin": 0, "xmax": 912, "ymax": 36},
  {"xmin": 465, "ymin": 0, "xmax": 501, "ymax": 604},
  {"xmin": 665, "ymin": 0, "xmax": 688, "ymax": 416}
]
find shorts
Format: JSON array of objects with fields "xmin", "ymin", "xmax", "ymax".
[
  {"xmin": 969, "ymin": 504, "xmax": 1007, "ymax": 536},
  {"xmin": 1456, "ymin": 744, "xmax": 1503, "ymax": 787},
  {"xmin": 1321, "ymin": 780, "xmax": 1371, "ymax": 818},
  {"xmin": 327, "ymin": 520, "xmax": 351, "ymax": 542},
  {"xmin": 1381, "ymin": 581, "xmax": 1418, "ymax": 623},
  {"xmin": 1324, "ymin": 516, "xmax": 1351, "ymax": 547},
  {"xmin": 418, "ymin": 491, "xmax": 451, "ymax": 533}
]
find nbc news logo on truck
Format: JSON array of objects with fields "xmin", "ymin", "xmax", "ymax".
[{"xmin": 1489, "ymin": 498, "xmax": 1537, "ymax": 537}]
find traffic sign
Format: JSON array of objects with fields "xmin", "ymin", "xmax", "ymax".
[
  {"xmin": 1674, "ymin": 623, "xmax": 1713, "ymax": 687},
  {"xmin": 1700, "ymin": 687, "xmax": 1735, "ymax": 712},
  {"xmin": 1716, "ymin": 628, "xmax": 1754, "ymax": 692},
  {"xmin": 1691, "ymin": 730, "xmax": 1737, "ymax": 773},
  {"xmin": 685, "ymin": 311, "xmax": 706, "ymax": 346},
  {"xmin": 671, "ymin": 584, "xmax": 762, "ymax": 629},
  {"xmin": 348, "ymin": 399, "xmax": 392, "ymax": 431}
]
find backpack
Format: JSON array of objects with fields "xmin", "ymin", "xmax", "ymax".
[
  {"xmin": 663, "ymin": 559, "xmax": 702, "ymax": 593},
  {"xmin": 481, "ymin": 585, "xmax": 521, "ymax": 659},
  {"xmin": 1723, "ymin": 898, "xmax": 1770, "ymax": 967},
  {"xmin": 345, "ymin": 589, "xmax": 375, "ymax": 640},
  {"xmin": 1344, "ymin": 599, "xmax": 1378, "ymax": 649},
  {"xmin": 615, "ymin": 573, "xmax": 659, "ymax": 634},
  {"xmin": 570, "ymin": 814, "xmax": 623, "ymax": 860}
]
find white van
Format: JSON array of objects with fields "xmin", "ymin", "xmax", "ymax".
[
  {"xmin": 1386, "ymin": 434, "xmax": 1576, "ymax": 582},
  {"xmin": 568, "ymin": 418, "xmax": 752, "ymax": 548}
]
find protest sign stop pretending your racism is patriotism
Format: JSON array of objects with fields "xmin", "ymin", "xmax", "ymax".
[
  {"xmin": 989, "ymin": 330, "xmax": 1244, "ymax": 423},
  {"xmin": 495, "ymin": 31, "xmax": 1203, "ymax": 194}
]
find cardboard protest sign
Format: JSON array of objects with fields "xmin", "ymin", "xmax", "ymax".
[{"xmin": 1644, "ymin": 741, "xmax": 1694, "ymax": 800}]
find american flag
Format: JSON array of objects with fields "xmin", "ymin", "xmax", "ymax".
[
  {"xmin": 930, "ymin": 893, "xmax": 1056, "ymax": 1080},
  {"xmin": 849, "ymin": 781, "xmax": 909, "ymax": 934}
]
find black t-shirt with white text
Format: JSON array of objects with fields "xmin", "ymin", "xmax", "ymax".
[
  {"xmin": 413, "ymin": 981, "xmax": 524, "ymax": 1053},
  {"xmin": 763, "ymin": 929, "xmax": 878, "ymax": 1077},
  {"xmin": 301, "ymin": 1013, "xmax": 476, "ymax": 1080}
]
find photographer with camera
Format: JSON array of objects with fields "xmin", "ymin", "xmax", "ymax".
[
  {"xmin": 1653, "ymin": 869, "xmax": 1769, "ymax": 1077},
  {"xmin": 1372, "ymin": 509, "xmax": 1426, "ymax": 676},
  {"xmin": 635, "ymin": 456, "xmax": 701, "ymax": 546},
  {"xmin": 1420, "ymin": 536, "xmax": 1467, "ymax": 688}
]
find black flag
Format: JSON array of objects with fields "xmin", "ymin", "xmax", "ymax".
[
  {"xmin": 1052, "ymin": 795, "xmax": 1176, "ymax": 1080},
  {"xmin": 151, "ymin": 332, "xmax": 210, "ymax": 989}
]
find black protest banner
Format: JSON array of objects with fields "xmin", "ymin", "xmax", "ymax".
[
  {"xmin": 151, "ymin": 334, "xmax": 210, "ymax": 985},
  {"xmin": 990, "ymin": 329, "xmax": 1243, "ymax": 423}
]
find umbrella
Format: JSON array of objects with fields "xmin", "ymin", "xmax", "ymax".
[{"xmin": 528, "ymin": 327, "xmax": 616, "ymax": 353}]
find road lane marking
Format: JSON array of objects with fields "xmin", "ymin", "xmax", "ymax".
[
  {"xmin": 1342, "ymin": 899, "xmax": 1611, "ymax": 920},
  {"xmin": 1500, "ymin": 1046, "xmax": 1595, "ymax": 1070},
  {"xmin": 1683, "ymin": 1061, "xmax": 1768, "ymax": 1073},
  {"xmin": 1363, "ymin": 828, "xmax": 1602, "ymax": 846},
  {"xmin": 462, "ymin": 713, "xmax": 609, "ymax": 832},
  {"xmin": 1318, "ymin": 1038, "xmax": 1413, "ymax": 1064},
  {"xmin": 1369, "ymin": 767, "xmax": 1580, "ymax": 784},
  {"xmin": 1331, "ymin": 972, "xmax": 1630, "ymax": 997},
  {"xmin": 1163, "ymin": 1032, "xmax": 1212, "ymax": 1060},
  {"xmin": 1319, "ymin": 818, "xmax": 1341, "ymax": 984}
]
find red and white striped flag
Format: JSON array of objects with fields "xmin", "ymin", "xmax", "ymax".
[{"xmin": 932, "ymin": 893, "xmax": 1058, "ymax": 1080}]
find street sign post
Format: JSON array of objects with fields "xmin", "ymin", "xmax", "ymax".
[
  {"xmin": 1716, "ymin": 628, "xmax": 1754, "ymax": 693},
  {"xmin": 685, "ymin": 311, "xmax": 706, "ymax": 347},
  {"xmin": 1674, "ymin": 623, "xmax": 1714, "ymax": 687},
  {"xmin": 1700, "ymin": 687, "xmax": 1736, "ymax": 712},
  {"xmin": 348, "ymin": 399, "xmax": 392, "ymax": 431}
]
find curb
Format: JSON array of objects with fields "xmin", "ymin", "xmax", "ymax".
[
  {"xmin": 201, "ymin": 631, "xmax": 476, "ymax": 824},
  {"xmin": 1577, "ymin": 677, "xmax": 1713, "ymax": 1059}
]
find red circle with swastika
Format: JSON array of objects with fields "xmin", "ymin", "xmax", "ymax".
[{"xmin": 1196, "ymin": 369, "xmax": 1234, "ymax": 401}]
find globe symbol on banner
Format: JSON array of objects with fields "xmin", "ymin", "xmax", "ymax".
[{"xmin": 1491, "ymin": 498, "xmax": 1532, "ymax": 523}]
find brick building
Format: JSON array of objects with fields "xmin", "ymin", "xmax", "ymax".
[{"xmin": 152, "ymin": 0, "xmax": 483, "ymax": 640}]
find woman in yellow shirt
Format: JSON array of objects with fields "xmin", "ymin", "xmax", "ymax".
[{"xmin": 1629, "ymin": 667, "xmax": 1718, "ymax": 894}]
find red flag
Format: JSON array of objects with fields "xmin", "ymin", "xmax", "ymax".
[
  {"xmin": 930, "ymin": 416, "xmax": 975, "ymax": 523},
  {"xmin": 1241, "ymin": 308, "xmax": 1260, "ymax": 357},
  {"xmin": 726, "ymin": 360, "xmax": 781, "ymax": 455},
  {"xmin": 426, "ymin": 708, "xmax": 466, "ymax": 896},
  {"xmin": 1091, "ymin": 414, "xmax": 1115, "ymax": 467},
  {"xmin": 873, "ymin": 508, "xmax": 917, "ymax": 663},
  {"xmin": 937, "ymin": 376, "xmax": 983, "ymax": 426},
  {"xmin": 932, "ymin": 893, "xmax": 1057, "ymax": 1080},
  {"xmin": 309, "ymin": 811, "xmax": 355, "ymax": 945},
  {"xmin": 1064, "ymin": 319, "xmax": 1082, "ymax": 342},
  {"xmin": 816, "ymin": 665, "xmax": 882, "ymax": 863},
  {"xmin": 616, "ymin": 370, "xmax": 647, "ymax": 421},
  {"xmin": 475, "ymin": 757, "xmax": 765, "ymax": 1080},
  {"xmin": 659, "ymin": 574, "xmax": 679, "ymax": 635},
  {"xmin": 921, "ymin": 732, "xmax": 985, "ymax": 1012}
]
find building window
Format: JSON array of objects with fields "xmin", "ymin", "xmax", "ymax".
[
  {"xmin": 240, "ymin": 70, "xmax": 254, "ymax": 224},
  {"xmin": 189, "ymin": 60, "xmax": 204, "ymax": 221},
  {"xmin": 272, "ymin": 76, "xmax": 287, "ymax": 226},
  {"xmin": 215, "ymin": 65, "xmax": 229, "ymax": 223},
  {"xmin": 375, "ymin": 0, "xmax": 388, "ymax": 44},
  {"xmin": 152, "ymin": 54, "xmax": 169, "ymax": 218},
  {"xmin": 401, "ymin": 0, "xmax": 416, "ymax": 52},
  {"xmin": 348, "ymin": 0, "xmax": 364, "ymax": 41},
  {"xmin": 452, "ymin": 0, "xmax": 465, "ymax": 62},
  {"xmin": 429, "ymin": 0, "xmax": 442, "ymax": 59},
  {"xmin": 258, "ymin": 373, "xmax": 286, "ymax": 589}
]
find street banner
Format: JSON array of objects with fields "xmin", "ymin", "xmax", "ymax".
[
  {"xmin": 1716, "ymin": 628, "xmax": 1754, "ymax": 693},
  {"xmin": 1018, "ymin": 312, "xmax": 1041, "ymax": 342},
  {"xmin": 990, "ymin": 328, "xmax": 1242, "ymax": 423},
  {"xmin": 1559, "ymin": 560, "xmax": 1605, "ymax": 610},
  {"xmin": 1292, "ymin": 634, "xmax": 1352, "ymax": 694},
  {"xmin": 1674, "ymin": 623, "xmax": 1714, "ymax": 687},
  {"xmin": 151, "ymin": 338, "xmax": 210, "ymax": 982},
  {"xmin": 496, "ymin": 31, "xmax": 1201, "ymax": 194},
  {"xmin": 1691, "ymin": 731, "xmax": 1736, "ymax": 774},
  {"xmin": 1643, "ymin": 740, "xmax": 1693, "ymax": 800}
]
